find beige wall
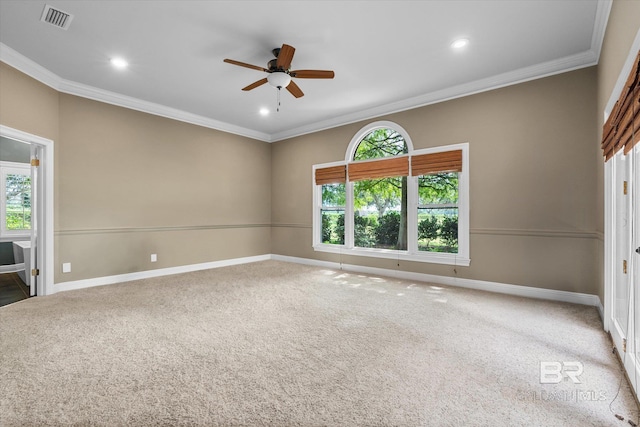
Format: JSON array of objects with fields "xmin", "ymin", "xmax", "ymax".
[
  {"xmin": 272, "ymin": 67, "xmax": 599, "ymax": 294},
  {"xmin": 0, "ymin": 63, "xmax": 272, "ymax": 284},
  {"xmin": 2, "ymin": 2, "xmax": 637, "ymax": 297},
  {"xmin": 0, "ymin": 62, "xmax": 59, "ymax": 142},
  {"xmin": 595, "ymin": 0, "xmax": 640, "ymax": 301}
]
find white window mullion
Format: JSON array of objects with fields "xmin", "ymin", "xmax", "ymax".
[
  {"xmin": 312, "ymin": 180, "xmax": 320, "ymax": 246},
  {"xmin": 458, "ymin": 146, "xmax": 470, "ymax": 260},
  {"xmin": 407, "ymin": 175, "xmax": 418, "ymax": 254},
  {"xmin": 345, "ymin": 180, "xmax": 355, "ymax": 249}
]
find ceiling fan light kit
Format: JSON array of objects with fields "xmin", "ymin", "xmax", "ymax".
[
  {"xmin": 267, "ymin": 72, "xmax": 291, "ymax": 89},
  {"xmin": 224, "ymin": 43, "xmax": 335, "ymax": 111}
]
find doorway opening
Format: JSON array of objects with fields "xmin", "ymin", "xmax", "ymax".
[{"xmin": 0, "ymin": 125, "xmax": 54, "ymax": 300}]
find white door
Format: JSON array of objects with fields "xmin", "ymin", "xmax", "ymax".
[
  {"xmin": 632, "ymin": 144, "xmax": 640, "ymax": 387},
  {"xmin": 611, "ymin": 150, "xmax": 631, "ymax": 356}
]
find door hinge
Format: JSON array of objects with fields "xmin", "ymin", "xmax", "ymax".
[
  {"xmin": 623, "ymin": 338, "xmax": 627, "ymax": 352},
  {"xmin": 31, "ymin": 268, "xmax": 39, "ymax": 277},
  {"xmin": 31, "ymin": 158, "xmax": 40, "ymax": 167},
  {"xmin": 623, "ymin": 180, "xmax": 628, "ymax": 195},
  {"xmin": 623, "ymin": 260, "xmax": 628, "ymax": 274}
]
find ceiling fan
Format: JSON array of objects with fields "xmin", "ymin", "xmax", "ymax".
[{"xmin": 223, "ymin": 43, "xmax": 335, "ymax": 99}]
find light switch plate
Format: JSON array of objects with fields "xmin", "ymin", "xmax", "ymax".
[{"xmin": 62, "ymin": 262, "xmax": 71, "ymax": 273}]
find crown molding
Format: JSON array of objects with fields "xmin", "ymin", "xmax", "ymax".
[
  {"xmin": 0, "ymin": 0, "xmax": 610, "ymax": 144},
  {"xmin": 270, "ymin": 0, "xmax": 612, "ymax": 142},
  {"xmin": 57, "ymin": 78, "xmax": 271, "ymax": 142},
  {"xmin": 0, "ymin": 43, "xmax": 270, "ymax": 142},
  {"xmin": 0, "ymin": 43, "xmax": 60, "ymax": 89},
  {"xmin": 270, "ymin": 49, "xmax": 600, "ymax": 142},
  {"xmin": 591, "ymin": 0, "xmax": 612, "ymax": 64}
]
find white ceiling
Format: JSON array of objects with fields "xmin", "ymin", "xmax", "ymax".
[{"xmin": 0, "ymin": 0, "xmax": 610, "ymax": 142}]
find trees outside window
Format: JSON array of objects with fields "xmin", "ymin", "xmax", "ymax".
[
  {"xmin": 0, "ymin": 162, "xmax": 31, "ymax": 236},
  {"xmin": 321, "ymin": 183, "xmax": 345, "ymax": 244},
  {"xmin": 353, "ymin": 128, "xmax": 408, "ymax": 250},
  {"xmin": 417, "ymin": 172, "xmax": 459, "ymax": 253},
  {"xmin": 313, "ymin": 121, "xmax": 469, "ymax": 266}
]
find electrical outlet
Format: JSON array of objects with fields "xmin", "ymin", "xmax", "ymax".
[
  {"xmin": 151, "ymin": 254, "xmax": 157, "ymax": 262},
  {"xmin": 62, "ymin": 262, "xmax": 71, "ymax": 273}
]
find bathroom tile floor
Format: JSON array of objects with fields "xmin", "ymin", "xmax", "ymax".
[{"xmin": 0, "ymin": 272, "xmax": 29, "ymax": 307}]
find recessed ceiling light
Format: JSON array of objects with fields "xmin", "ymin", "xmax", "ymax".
[
  {"xmin": 259, "ymin": 108, "xmax": 270, "ymax": 116},
  {"xmin": 110, "ymin": 57, "xmax": 128, "ymax": 70},
  {"xmin": 451, "ymin": 38, "xmax": 469, "ymax": 49}
]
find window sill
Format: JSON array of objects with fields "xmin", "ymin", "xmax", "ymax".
[
  {"xmin": 0, "ymin": 234, "xmax": 30, "ymax": 243},
  {"xmin": 313, "ymin": 244, "xmax": 470, "ymax": 266}
]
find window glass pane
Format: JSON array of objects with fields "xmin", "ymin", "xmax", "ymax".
[
  {"xmin": 418, "ymin": 173, "xmax": 458, "ymax": 205},
  {"xmin": 418, "ymin": 208, "xmax": 458, "ymax": 253},
  {"xmin": 354, "ymin": 176, "xmax": 407, "ymax": 250},
  {"xmin": 354, "ymin": 128, "xmax": 407, "ymax": 160},
  {"xmin": 418, "ymin": 172, "xmax": 458, "ymax": 253},
  {"xmin": 5, "ymin": 173, "xmax": 31, "ymax": 231},
  {"xmin": 321, "ymin": 183, "xmax": 345, "ymax": 244}
]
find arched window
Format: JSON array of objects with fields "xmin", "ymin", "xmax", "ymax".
[
  {"xmin": 313, "ymin": 121, "xmax": 469, "ymax": 266},
  {"xmin": 353, "ymin": 128, "xmax": 408, "ymax": 160}
]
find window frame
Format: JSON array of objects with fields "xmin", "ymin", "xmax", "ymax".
[
  {"xmin": 312, "ymin": 122, "xmax": 470, "ymax": 266},
  {"xmin": 0, "ymin": 161, "xmax": 32, "ymax": 238}
]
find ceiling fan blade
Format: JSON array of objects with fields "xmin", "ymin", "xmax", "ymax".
[
  {"xmin": 276, "ymin": 44, "xmax": 295, "ymax": 70},
  {"xmin": 242, "ymin": 78, "xmax": 268, "ymax": 91},
  {"xmin": 286, "ymin": 80, "xmax": 304, "ymax": 98},
  {"xmin": 290, "ymin": 70, "xmax": 335, "ymax": 79},
  {"xmin": 224, "ymin": 59, "xmax": 269, "ymax": 73}
]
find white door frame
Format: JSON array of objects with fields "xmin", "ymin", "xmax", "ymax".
[
  {"xmin": 0, "ymin": 125, "xmax": 54, "ymax": 296},
  {"xmin": 603, "ymin": 30, "xmax": 640, "ymax": 397},
  {"xmin": 604, "ymin": 29, "xmax": 640, "ymax": 330}
]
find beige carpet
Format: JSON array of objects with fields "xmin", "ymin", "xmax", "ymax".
[{"xmin": 0, "ymin": 260, "xmax": 637, "ymax": 426}]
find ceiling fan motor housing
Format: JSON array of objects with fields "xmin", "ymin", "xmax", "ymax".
[{"xmin": 268, "ymin": 59, "xmax": 279, "ymax": 71}]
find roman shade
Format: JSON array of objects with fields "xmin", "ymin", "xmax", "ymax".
[
  {"xmin": 348, "ymin": 156, "xmax": 409, "ymax": 182},
  {"xmin": 602, "ymin": 50, "xmax": 640, "ymax": 161},
  {"xmin": 315, "ymin": 165, "xmax": 346, "ymax": 185},
  {"xmin": 411, "ymin": 150, "xmax": 463, "ymax": 176}
]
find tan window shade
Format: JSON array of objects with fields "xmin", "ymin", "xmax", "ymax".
[
  {"xmin": 348, "ymin": 156, "xmax": 409, "ymax": 182},
  {"xmin": 602, "ymin": 50, "xmax": 640, "ymax": 161},
  {"xmin": 411, "ymin": 150, "xmax": 463, "ymax": 176},
  {"xmin": 315, "ymin": 165, "xmax": 346, "ymax": 185}
]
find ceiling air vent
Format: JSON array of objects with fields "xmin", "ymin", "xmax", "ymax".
[{"xmin": 40, "ymin": 4, "xmax": 74, "ymax": 30}]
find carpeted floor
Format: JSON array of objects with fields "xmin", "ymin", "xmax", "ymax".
[{"xmin": 0, "ymin": 260, "xmax": 638, "ymax": 426}]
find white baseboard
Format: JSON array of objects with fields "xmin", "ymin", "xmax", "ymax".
[
  {"xmin": 54, "ymin": 254, "xmax": 271, "ymax": 293},
  {"xmin": 596, "ymin": 300, "xmax": 605, "ymax": 321},
  {"xmin": 272, "ymin": 254, "xmax": 603, "ymax": 308},
  {"xmin": 52, "ymin": 253, "xmax": 604, "ymax": 311}
]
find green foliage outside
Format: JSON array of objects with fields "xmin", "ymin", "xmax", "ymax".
[
  {"xmin": 440, "ymin": 216, "xmax": 459, "ymax": 249},
  {"xmin": 353, "ymin": 128, "xmax": 408, "ymax": 249},
  {"xmin": 320, "ymin": 128, "xmax": 458, "ymax": 253},
  {"xmin": 354, "ymin": 213, "xmax": 377, "ymax": 247},
  {"xmin": 417, "ymin": 172, "xmax": 459, "ymax": 252},
  {"xmin": 375, "ymin": 211, "xmax": 400, "ymax": 246},
  {"xmin": 323, "ymin": 209, "xmax": 458, "ymax": 253},
  {"xmin": 417, "ymin": 212, "xmax": 458, "ymax": 253},
  {"xmin": 5, "ymin": 173, "xmax": 31, "ymax": 231},
  {"xmin": 353, "ymin": 128, "xmax": 407, "ymax": 161},
  {"xmin": 6, "ymin": 211, "xmax": 31, "ymax": 230}
]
